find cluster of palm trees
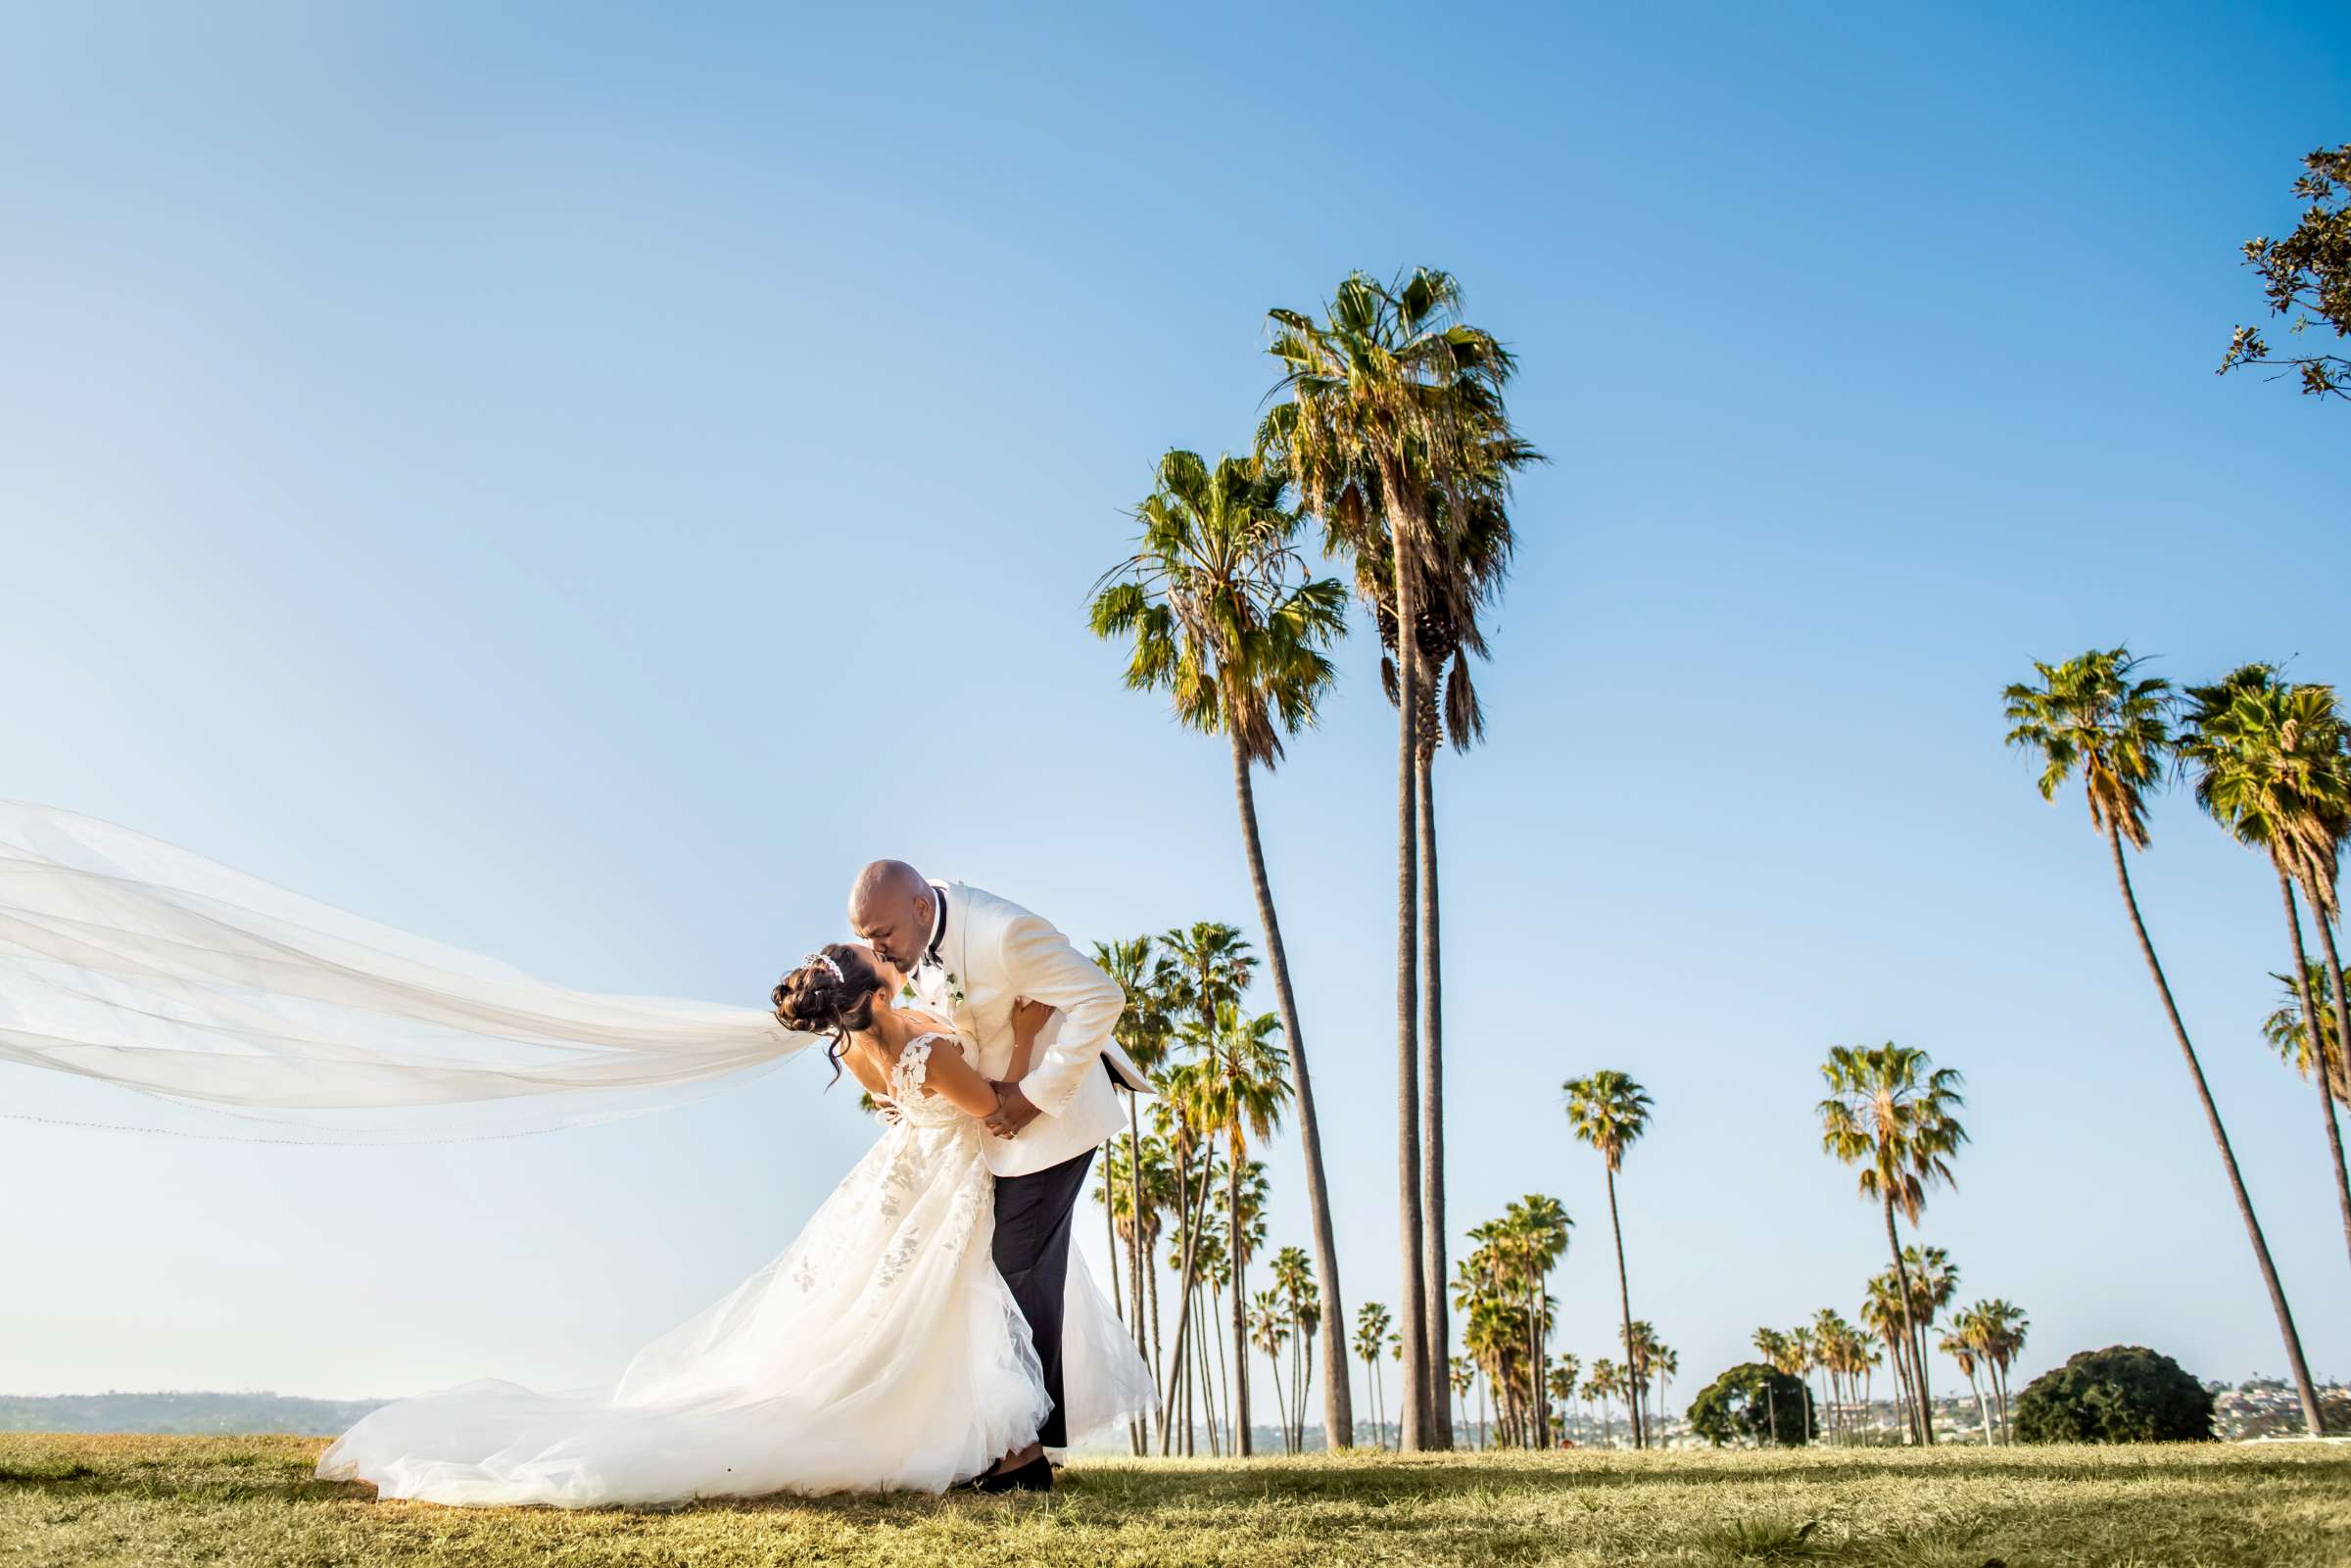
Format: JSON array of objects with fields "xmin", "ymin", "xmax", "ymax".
[
  {"xmin": 1089, "ymin": 922, "xmax": 1289, "ymax": 1456},
  {"xmin": 1759, "ymin": 1289, "xmax": 2028, "ymax": 1447},
  {"xmin": 1091, "ymin": 266, "xmax": 1540, "ymax": 1450},
  {"xmin": 2005, "ymin": 649, "xmax": 2351, "ymax": 1438}
]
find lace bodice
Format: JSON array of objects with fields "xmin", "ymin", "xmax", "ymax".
[{"xmin": 882, "ymin": 1031, "xmax": 974, "ymax": 1129}]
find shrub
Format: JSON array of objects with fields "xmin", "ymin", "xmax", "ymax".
[
  {"xmin": 2012, "ymin": 1345, "xmax": 2214, "ymax": 1443},
  {"xmin": 1686, "ymin": 1362, "xmax": 1814, "ymax": 1447}
]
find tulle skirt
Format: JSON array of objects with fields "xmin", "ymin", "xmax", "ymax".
[{"xmin": 318, "ymin": 1117, "xmax": 1150, "ymax": 1505}]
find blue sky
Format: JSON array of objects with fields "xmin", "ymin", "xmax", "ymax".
[{"xmin": 3, "ymin": 0, "xmax": 2347, "ymax": 1414}]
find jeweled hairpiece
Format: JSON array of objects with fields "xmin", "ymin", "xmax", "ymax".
[{"xmin": 798, "ymin": 951, "xmax": 844, "ymax": 984}]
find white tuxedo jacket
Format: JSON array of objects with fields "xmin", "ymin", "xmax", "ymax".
[{"xmin": 910, "ymin": 880, "xmax": 1147, "ymax": 1178}]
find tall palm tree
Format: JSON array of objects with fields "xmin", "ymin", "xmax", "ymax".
[
  {"xmin": 1264, "ymin": 269, "xmax": 1531, "ymax": 1449},
  {"xmin": 1340, "ymin": 469, "xmax": 1532, "ymax": 1435},
  {"xmin": 1817, "ymin": 1043, "xmax": 1964, "ymax": 1445},
  {"xmin": 2006, "ymin": 648, "xmax": 2325, "ymax": 1435},
  {"xmin": 1187, "ymin": 1002, "xmax": 1289, "ymax": 1456},
  {"xmin": 1562, "ymin": 1070, "xmax": 1653, "ymax": 1448},
  {"xmin": 2179, "ymin": 664, "xmax": 2351, "ymax": 1270},
  {"xmin": 1353, "ymin": 1301, "xmax": 1392, "ymax": 1449},
  {"xmin": 1092, "ymin": 451, "xmax": 1355, "ymax": 1449}
]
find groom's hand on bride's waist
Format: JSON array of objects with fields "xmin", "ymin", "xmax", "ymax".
[{"xmin": 983, "ymin": 1081, "xmax": 1041, "ymax": 1139}]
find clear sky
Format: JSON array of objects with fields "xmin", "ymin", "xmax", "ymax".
[{"xmin": 3, "ymin": 1, "xmax": 2346, "ymax": 1417}]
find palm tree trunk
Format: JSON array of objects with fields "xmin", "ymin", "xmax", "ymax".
[
  {"xmin": 2279, "ymin": 867, "xmax": 2351, "ymax": 1270},
  {"xmin": 1910, "ymin": 1317, "xmax": 1936, "ymax": 1443},
  {"xmin": 1603, "ymin": 1166, "xmax": 1644, "ymax": 1449},
  {"xmin": 1226, "ymin": 1134, "xmax": 1252, "ymax": 1457},
  {"xmin": 1158, "ymin": 1143, "xmax": 1218, "ymax": 1453},
  {"xmin": 1416, "ymin": 743, "xmax": 1452, "ymax": 1449},
  {"xmin": 1525, "ymin": 1288, "xmax": 1546, "ymax": 1448},
  {"xmin": 1211, "ymin": 1279, "xmax": 1234, "ymax": 1454},
  {"xmin": 1226, "ymin": 738, "xmax": 1353, "ymax": 1454},
  {"xmin": 1882, "ymin": 1200, "xmax": 1930, "ymax": 1446},
  {"xmin": 1971, "ymin": 1370, "xmax": 1992, "ymax": 1446},
  {"xmin": 1126, "ymin": 1101, "xmax": 1150, "ymax": 1359},
  {"xmin": 2105, "ymin": 825, "xmax": 2326, "ymax": 1435},
  {"xmin": 1389, "ymin": 539, "xmax": 1430, "ymax": 1449},
  {"xmin": 1145, "ymin": 1223, "xmax": 1164, "ymax": 1444},
  {"xmin": 1102, "ymin": 1153, "xmax": 1139, "ymax": 1456}
]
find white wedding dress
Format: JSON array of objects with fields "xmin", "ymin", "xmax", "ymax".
[{"xmin": 317, "ymin": 1031, "xmax": 1153, "ymax": 1505}]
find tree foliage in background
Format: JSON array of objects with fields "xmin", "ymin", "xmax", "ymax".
[
  {"xmin": 1686, "ymin": 1362, "xmax": 1813, "ymax": 1448},
  {"xmin": 2222, "ymin": 145, "xmax": 2351, "ymax": 401},
  {"xmin": 2012, "ymin": 1346, "xmax": 2216, "ymax": 1444}
]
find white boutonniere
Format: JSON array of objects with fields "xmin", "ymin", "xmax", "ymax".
[{"xmin": 944, "ymin": 971, "xmax": 966, "ymax": 1009}]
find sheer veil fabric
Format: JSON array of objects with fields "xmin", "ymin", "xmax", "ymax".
[
  {"xmin": 1, "ymin": 803, "xmax": 1159, "ymax": 1500},
  {"xmin": 0, "ymin": 802, "xmax": 814, "ymax": 1139}
]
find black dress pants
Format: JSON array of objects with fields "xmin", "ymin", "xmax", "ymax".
[{"xmin": 990, "ymin": 1147, "xmax": 1094, "ymax": 1449}]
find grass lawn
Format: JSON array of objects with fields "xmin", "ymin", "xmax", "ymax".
[{"xmin": 1, "ymin": 1434, "xmax": 2345, "ymax": 1567}]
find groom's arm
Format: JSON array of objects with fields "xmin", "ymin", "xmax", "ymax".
[{"xmin": 988, "ymin": 912, "xmax": 1124, "ymax": 1127}]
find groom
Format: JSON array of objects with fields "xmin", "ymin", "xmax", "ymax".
[{"xmin": 848, "ymin": 861, "xmax": 1147, "ymax": 1493}]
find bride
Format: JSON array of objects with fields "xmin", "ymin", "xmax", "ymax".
[{"xmin": 317, "ymin": 942, "xmax": 1152, "ymax": 1505}]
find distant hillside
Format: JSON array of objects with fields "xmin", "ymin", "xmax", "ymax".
[{"xmin": 0, "ymin": 1392, "xmax": 385, "ymax": 1436}]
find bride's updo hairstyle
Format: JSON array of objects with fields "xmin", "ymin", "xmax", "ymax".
[{"xmin": 772, "ymin": 943, "xmax": 885, "ymax": 1084}]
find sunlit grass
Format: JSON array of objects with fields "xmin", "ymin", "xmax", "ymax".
[{"xmin": 2, "ymin": 1432, "xmax": 2344, "ymax": 1566}]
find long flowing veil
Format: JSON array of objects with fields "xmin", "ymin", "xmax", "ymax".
[{"xmin": 0, "ymin": 802, "xmax": 816, "ymax": 1141}]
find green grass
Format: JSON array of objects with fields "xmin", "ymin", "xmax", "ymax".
[{"xmin": 2, "ymin": 1434, "xmax": 2345, "ymax": 1567}]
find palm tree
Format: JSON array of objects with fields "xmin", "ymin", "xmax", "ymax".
[
  {"xmin": 1973, "ymin": 1299, "xmax": 2030, "ymax": 1443},
  {"xmin": 1860, "ymin": 1275, "xmax": 1921, "ymax": 1440},
  {"xmin": 1150, "ymin": 925, "xmax": 1252, "ymax": 1454},
  {"xmin": 1353, "ymin": 1301, "xmax": 1392, "ymax": 1449},
  {"xmin": 1818, "ymin": 1043, "xmax": 1964, "ymax": 1445},
  {"xmin": 1551, "ymin": 1352, "xmax": 1580, "ymax": 1446},
  {"xmin": 1562, "ymin": 1070, "xmax": 1653, "ymax": 1448},
  {"xmin": 1954, "ymin": 1299, "xmax": 2028, "ymax": 1445},
  {"xmin": 1899, "ymin": 1244, "xmax": 1957, "ymax": 1434},
  {"xmin": 1340, "ymin": 471, "xmax": 1531, "ymax": 1436},
  {"xmin": 2178, "ymin": 665, "xmax": 2351, "ymax": 1270},
  {"xmin": 2005, "ymin": 648, "xmax": 2326, "ymax": 1436},
  {"xmin": 1092, "ymin": 934, "xmax": 1181, "ymax": 1399},
  {"xmin": 1940, "ymin": 1328, "xmax": 1991, "ymax": 1445},
  {"xmin": 1092, "ymin": 451, "xmax": 1355, "ymax": 1450},
  {"xmin": 1588, "ymin": 1357, "xmax": 1622, "ymax": 1447},
  {"xmin": 1751, "ymin": 1328, "xmax": 1789, "ymax": 1446},
  {"xmin": 1250, "ymin": 1288, "xmax": 1289, "ymax": 1452},
  {"xmin": 1186, "ymin": 1002, "xmax": 1289, "ymax": 1456},
  {"xmin": 1450, "ymin": 1356, "xmax": 1477, "ymax": 1447},
  {"xmin": 1264, "ymin": 269, "xmax": 1531, "ymax": 1449},
  {"xmin": 2263, "ymin": 961, "xmax": 2351, "ymax": 1108},
  {"xmin": 1812, "ymin": 1309, "xmax": 1858, "ymax": 1443},
  {"xmin": 1271, "ymin": 1244, "xmax": 1319, "ymax": 1451}
]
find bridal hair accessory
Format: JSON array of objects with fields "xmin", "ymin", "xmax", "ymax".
[{"xmin": 799, "ymin": 951, "xmax": 845, "ymax": 984}]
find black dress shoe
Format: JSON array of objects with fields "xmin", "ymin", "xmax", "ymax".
[{"xmin": 972, "ymin": 1455, "xmax": 1055, "ymax": 1494}]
